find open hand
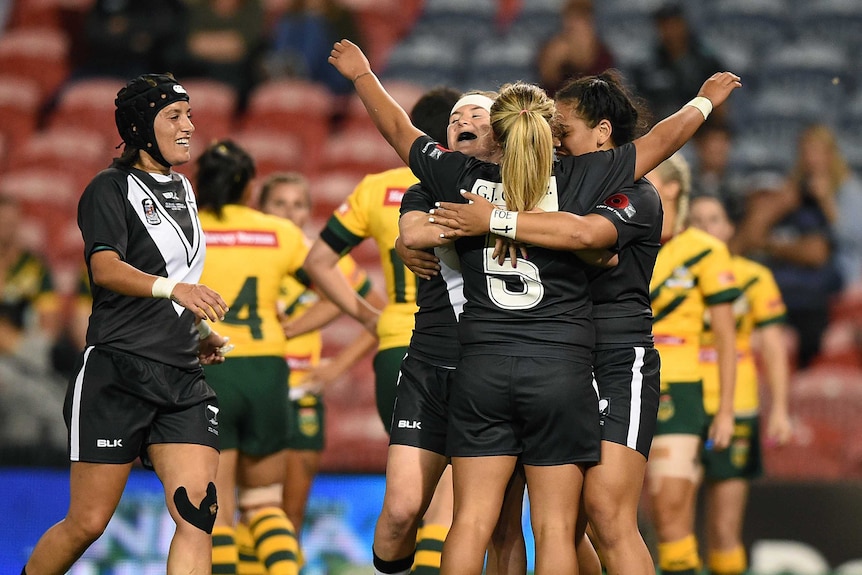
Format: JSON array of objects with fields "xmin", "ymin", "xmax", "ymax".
[{"xmin": 698, "ymin": 72, "xmax": 743, "ymax": 109}]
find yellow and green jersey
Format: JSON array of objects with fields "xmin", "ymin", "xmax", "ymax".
[
  {"xmin": 280, "ymin": 252, "xmax": 371, "ymax": 387},
  {"xmin": 200, "ymin": 204, "xmax": 309, "ymax": 357},
  {"xmin": 650, "ymin": 227, "xmax": 740, "ymax": 384},
  {"xmin": 318, "ymin": 166, "xmax": 418, "ymax": 351},
  {"xmin": 701, "ymin": 255, "xmax": 786, "ymax": 415},
  {"xmin": 3, "ymin": 251, "xmax": 60, "ymax": 323}
]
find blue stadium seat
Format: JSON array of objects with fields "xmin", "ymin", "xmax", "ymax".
[
  {"xmin": 756, "ymin": 42, "xmax": 850, "ymax": 115},
  {"xmin": 383, "ymin": 34, "xmax": 466, "ymax": 88},
  {"xmin": 463, "ymin": 35, "xmax": 541, "ymax": 92}
]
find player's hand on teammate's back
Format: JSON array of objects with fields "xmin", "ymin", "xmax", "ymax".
[
  {"xmin": 395, "ymin": 236, "xmax": 440, "ymax": 280},
  {"xmin": 431, "ymin": 191, "xmax": 495, "ymax": 239},
  {"xmin": 172, "ymin": 283, "xmax": 229, "ymax": 322}
]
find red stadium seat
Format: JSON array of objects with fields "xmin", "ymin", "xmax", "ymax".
[
  {"xmin": 241, "ymin": 79, "xmax": 335, "ymax": 173},
  {"xmin": 0, "ymin": 75, "xmax": 42, "ymax": 150},
  {"xmin": 0, "ymin": 28, "xmax": 70, "ymax": 100},
  {"xmin": 343, "ymin": 79, "xmax": 426, "ymax": 131},
  {"xmin": 308, "ymin": 170, "xmax": 367, "ymax": 219},
  {"xmin": 231, "ymin": 130, "xmax": 305, "ymax": 179},
  {"xmin": 179, "ymin": 78, "xmax": 239, "ymax": 145},
  {"xmin": 47, "ymin": 77, "xmax": 126, "ymax": 138},
  {"xmin": 5, "ymin": 127, "xmax": 111, "ymax": 185},
  {"xmin": 322, "ymin": 127, "xmax": 404, "ymax": 174}
]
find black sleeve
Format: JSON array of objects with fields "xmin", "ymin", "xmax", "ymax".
[
  {"xmin": 558, "ymin": 143, "xmax": 637, "ymax": 215},
  {"xmin": 77, "ymin": 170, "xmax": 129, "ymax": 262},
  {"xmin": 399, "ymin": 182, "xmax": 435, "ymax": 216},
  {"xmin": 408, "ymin": 135, "xmax": 471, "ymax": 203},
  {"xmin": 589, "ymin": 178, "xmax": 662, "ymax": 250}
]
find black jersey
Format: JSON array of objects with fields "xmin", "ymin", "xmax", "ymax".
[
  {"xmin": 409, "ymin": 136, "xmax": 636, "ymax": 363},
  {"xmin": 78, "ymin": 166, "xmax": 206, "ymax": 368},
  {"xmin": 400, "ymin": 182, "xmax": 464, "ymax": 368},
  {"xmin": 586, "ymin": 178, "xmax": 663, "ymax": 350}
]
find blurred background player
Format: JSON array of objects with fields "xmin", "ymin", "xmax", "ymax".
[
  {"xmin": 646, "ymin": 154, "xmax": 740, "ymax": 575},
  {"xmin": 257, "ymin": 171, "xmax": 384, "ymax": 561},
  {"xmin": 196, "ymin": 140, "xmax": 374, "ymax": 575},
  {"xmin": 688, "ymin": 194, "xmax": 792, "ymax": 575}
]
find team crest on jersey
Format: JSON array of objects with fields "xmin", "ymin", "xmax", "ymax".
[
  {"xmin": 666, "ymin": 266, "xmax": 695, "ymax": 289},
  {"xmin": 337, "ymin": 202, "xmax": 350, "ymax": 215},
  {"xmin": 657, "ymin": 393, "xmax": 674, "ymax": 422},
  {"xmin": 142, "ymin": 198, "xmax": 161, "ymax": 225},
  {"xmin": 422, "ymin": 140, "xmax": 448, "ymax": 160},
  {"xmin": 384, "ymin": 188, "xmax": 405, "ymax": 206},
  {"xmin": 299, "ymin": 407, "xmax": 320, "ymax": 437}
]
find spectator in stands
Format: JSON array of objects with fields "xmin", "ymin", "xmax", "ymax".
[
  {"xmin": 537, "ymin": 0, "xmax": 615, "ymax": 95},
  {"xmin": 789, "ymin": 125, "xmax": 862, "ymax": 289},
  {"xmin": 181, "ymin": 0, "xmax": 266, "ymax": 102},
  {"xmin": 264, "ymin": 0, "xmax": 361, "ymax": 95},
  {"xmin": 76, "ymin": 0, "xmax": 189, "ymax": 79},
  {"xmin": 0, "ymin": 196, "xmax": 62, "ymax": 342},
  {"xmin": 731, "ymin": 125, "xmax": 847, "ymax": 368},
  {"xmin": 633, "ymin": 2, "xmax": 724, "ymax": 120},
  {"xmin": 0, "ymin": 301, "xmax": 67, "ymax": 466},
  {"xmin": 689, "ymin": 119, "xmax": 747, "ymax": 223}
]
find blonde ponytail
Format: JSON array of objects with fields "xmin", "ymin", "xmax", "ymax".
[{"xmin": 491, "ymin": 83, "xmax": 555, "ymax": 212}]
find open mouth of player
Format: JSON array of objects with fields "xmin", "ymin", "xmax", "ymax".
[
  {"xmin": 176, "ymin": 137, "xmax": 190, "ymax": 147},
  {"xmin": 457, "ymin": 132, "xmax": 477, "ymax": 142}
]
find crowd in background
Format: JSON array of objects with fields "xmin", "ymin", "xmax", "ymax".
[{"xmin": 1, "ymin": 0, "xmax": 862, "ymax": 471}]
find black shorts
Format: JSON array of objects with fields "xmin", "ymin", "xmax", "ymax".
[
  {"xmin": 64, "ymin": 346, "xmax": 219, "ymax": 466},
  {"xmin": 389, "ymin": 352, "xmax": 452, "ymax": 455},
  {"xmin": 447, "ymin": 355, "xmax": 600, "ymax": 466},
  {"xmin": 593, "ymin": 346, "xmax": 661, "ymax": 458}
]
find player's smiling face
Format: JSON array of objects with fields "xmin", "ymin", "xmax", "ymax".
[
  {"xmin": 447, "ymin": 104, "xmax": 496, "ymax": 160},
  {"xmin": 153, "ymin": 101, "xmax": 195, "ymax": 166}
]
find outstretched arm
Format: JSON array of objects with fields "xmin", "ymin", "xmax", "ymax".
[
  {"xmin": 633, "ymin": 72, "xmax": 742, "ymax": 180},
  {"xmin": 329, "ymin": 40, "xmax": 423, "ymax": 164}
]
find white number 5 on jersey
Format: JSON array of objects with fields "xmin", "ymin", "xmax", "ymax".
[{"xmin": 484, "ymin": 247, "xmax": 544, "ymax": 310}]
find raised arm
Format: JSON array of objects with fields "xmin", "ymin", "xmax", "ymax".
[
  {"xmin": 633, "ymin": 72, "xmax": 742, "ymax": 180},
  {"xmin": 329, "ymin": 40, "xmax": 423, "ymax": 164}
]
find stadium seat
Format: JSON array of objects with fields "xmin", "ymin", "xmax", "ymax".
[
  {"xmin": 4, "ymin": 127, "xmax": 111, "ymax": 190},
  {"xmin": 794, "ymin": 0, "xmax": 862, "ymax": 51},
  {"xmin": 0, "ymin": 75, "xmax": 42, "ymax": 150},
  {"xmin": 179, "ymin": 79, "xmax": 239, "ymax": 145},
  {"xmin": 463, "ymin": 34, "xmax": 541, "ymax": 91},
  {"xmin": 0, "ymin": 28, "xmax": 70, "ymax": 101},
  {"xmin": 756, "ymin": 42, "xmax": 850, "ymax": 115},
  {"xmin": 382, "ymin": 33, "xmax": 466, "ymax": 88},
  {"xmin": 322, "ymin": 127, "xmax": 404, "ymax": 175},
  {"xmin": 241, "ymin": 79, "xmax": 334, "ymax": 174},
  {"xmin": 230, "ymin": 130, "xmax": 305, "ymax": 179},
  {"xmin": 47, "ymin": 77, "xmax": 126, "ymax": 137},
  {"xmin": 308, "ymin": 170, "xmax": 367, "ymax": 220},
  {"xmin": 343, "ymin": 80, "xmax": 426, "ymax": 132},
  {"xmin": 410, "ymin": 0, "xmax": 497, "ymax": 43},
  {"xmin": 699, "ymin": 0, "xmax": 790, "ymax": 54}
]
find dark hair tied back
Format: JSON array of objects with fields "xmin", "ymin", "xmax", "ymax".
[{"xmin": 555, "ymin": 70, "xmax": 652, "ymax": 145}]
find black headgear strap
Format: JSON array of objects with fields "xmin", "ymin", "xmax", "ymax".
[{"xmin": 115, "ymin": 74, "xmax": 189, "ymax": 168}]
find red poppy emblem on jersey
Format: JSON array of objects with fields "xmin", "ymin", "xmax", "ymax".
[{"xmin": 604, "ymin": 194, "xmax": 629, "ymax": 209}]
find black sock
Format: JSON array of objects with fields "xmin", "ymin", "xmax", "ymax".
[{"xmin": 372, "ymin": 548, "xmax": 414, "ymax": 574}]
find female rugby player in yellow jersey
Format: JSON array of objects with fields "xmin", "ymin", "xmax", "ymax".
[
  {"xmin": 257, "ymin": 171, "xmax": 385, "ymax": 555},
  {"xmin": 647, "ymin": 154, "xmax": 739, "ymax": 575},
  {"xmin": 688, "ymin": 194, "xmax": 792, "ymax": 575},
  {"xmin": 196, "ymin": 141, "xmax": 372, "ymax": 575}
]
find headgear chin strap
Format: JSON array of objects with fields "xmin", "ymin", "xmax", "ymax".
[{"xmin": 115, "ymin": 73, "xmax": 189, "ymax": 168}]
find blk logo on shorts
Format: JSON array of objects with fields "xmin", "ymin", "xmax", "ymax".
[{"xmin": 97, "ymin": 439, "xmax": 123, "ymax": 448}]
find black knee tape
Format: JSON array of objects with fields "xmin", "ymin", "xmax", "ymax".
[{"xmin": 173, "ymin": 481, "xmax": 218, "ymax": 534}]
